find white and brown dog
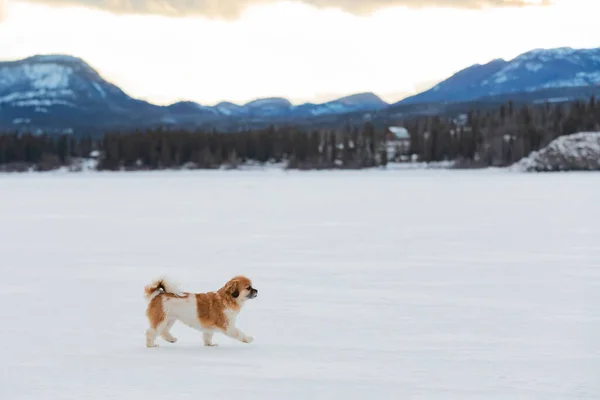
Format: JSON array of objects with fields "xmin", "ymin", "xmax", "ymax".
[{"xmin": 143, "ymin": 275, "xmax": 257, "ymax": 348}]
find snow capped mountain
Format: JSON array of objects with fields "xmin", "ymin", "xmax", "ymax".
[
  {"xmin": 244, "ymin": 97, "xmax": 293, "ymax": 116},
  {"xmin": 335, "ymin": 92, "xmax": 388, "ymax": 107},
  {"xmin": 0, "ymin": 55, "xmax": 141, "ymax": 110},
  {"xmin": 215, "ymin": 101, "xmax": 244, "ymax": 116},
  {"xmin": 292, "ymin": 92, "xmax": 388, "ymax": 117},
  {"xmin": 211, "ymin": 95, "xmax": 386, "ymax": 118},
  {"xmin": 0, "ymin": 54, "xmax": 158, "ymax": 133},
  {"xmin": 212, "ymin": 99, "xmax": 292, "ymax": 117},
  {"xmin": 400, "ymin": 47, "xmax": 600, "ymax": 105}
]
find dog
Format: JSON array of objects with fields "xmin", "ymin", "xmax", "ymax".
[{"xmin": 143, "ymin": 275, "xmax": 257, "ymax": 348}]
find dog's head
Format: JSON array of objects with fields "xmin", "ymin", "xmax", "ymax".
[{"xmin": 220, "ymin": 275, "xmax": 258, "ymax": 301}]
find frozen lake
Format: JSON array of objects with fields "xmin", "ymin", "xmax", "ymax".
[{"xmin": 1, "ymin": 169, "xmax": 599, "ymax": 399}]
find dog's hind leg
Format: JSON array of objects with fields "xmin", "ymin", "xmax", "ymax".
[
  {"xmin": 147, "ymin": 320, "xmax": 172, "ymax": 347},
  {"xmin": 146, "ymin": 327, "xmax": 159, "ymax": 347},
  {"xmin": 146, "ymin": 297, "xmax": 166, "ymax": 348},
  {"xmin": 160, "ymin": 319, "xmax": 178, "ymax": 343}
]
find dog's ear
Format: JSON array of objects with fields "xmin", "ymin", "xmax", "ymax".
[{"xmin": 222, "ymin": 279, "xmax": 240, "ymax": 299}]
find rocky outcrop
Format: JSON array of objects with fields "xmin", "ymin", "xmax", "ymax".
[{"xmin": 512, "ymin": 132, "xmax": 600, "ymax": 172}]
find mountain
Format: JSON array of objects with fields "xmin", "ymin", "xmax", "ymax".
[
  {"xmin": 0, "ymin": 54, "xmax": 388, "ymax": 135},
  {"xmin": 400, "ymin": 47, "xmax": 600, "ymax": 105},
  {"xmin": 244, "ymin": 98, "xmax": 293, "ymax": 116},
  {"xmin": 291, "ymin": 93, "xmax": 388, "ymax": 117},
  {"xmin": 0, "ymin": 55, "xmax": 168, "ymax": 133}
]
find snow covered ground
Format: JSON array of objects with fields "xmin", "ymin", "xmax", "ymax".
[{"xmin": 1, "ymin": 169, "xmax": 599, "ymax": 399}]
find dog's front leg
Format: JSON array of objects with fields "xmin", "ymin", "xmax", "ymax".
[
  {"xmin": 223, "ymin": 325, "xmax": 254, "ymax": 344},
  {"xmin": 203, "ymin": 332, "xmax": 218, "ymax": 347}
]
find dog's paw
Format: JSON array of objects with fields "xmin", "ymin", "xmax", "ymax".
[
  {"xmin": 242, "ymin": 336, "xmax": 254, "ymax": 344},
  {"xmin": 204, "ymin": 342, "xmax": 218, "ymax": 347},
  {"xmin": 146, "ymin": 343, "xmax": 159, "ymax": 348},
  {"xmin": 165, "ymin": 338, "xmax": 177, "ymax": 343}
]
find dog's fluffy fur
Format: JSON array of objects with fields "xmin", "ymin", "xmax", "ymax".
[{"xmin": 143, "ymin": 275, "xmax": 257, "ymax": 348}]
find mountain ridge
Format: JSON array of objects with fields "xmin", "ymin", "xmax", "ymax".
[
  {"xmin": 399, "ymin": 46, "xmax": 600, "ymax": 105},
  {"xmin": 2, "ymin": 47, "xmax": 600, "ymax": 135}
]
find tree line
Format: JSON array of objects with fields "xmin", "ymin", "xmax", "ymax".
[
  {"xmin": 1, "ymin": 96, "xmax": 599, "ymax": 171},
  {"xmin": 404, "ymin": 97, "xmax": 600, "ymax": 167},
  {"xmin": 0, "ymin": 134, "xmax": 95, "ymax": 171}
]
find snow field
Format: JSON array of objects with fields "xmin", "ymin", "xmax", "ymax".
[{"xmin": 0, "ymin": 169, "xmax": 599, "ymax": 399}]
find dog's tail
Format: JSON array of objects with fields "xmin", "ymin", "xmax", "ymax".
[{"xmin": 144, "ymin": 277, "xmax": 183, "ymax": 303}]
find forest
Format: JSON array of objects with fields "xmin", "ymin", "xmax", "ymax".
[{"xmin": 1, "ymin": 96, "xmax": 599, "ymax": 172}]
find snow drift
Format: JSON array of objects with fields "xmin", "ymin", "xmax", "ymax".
[{"xmin": 513, "ymin": 132, "xmax": 600, "ymax": 172}]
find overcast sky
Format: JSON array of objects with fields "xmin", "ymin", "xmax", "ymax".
[{"xmin": 0, "ymin": 0, "xmax": 598, "ymax": 106}]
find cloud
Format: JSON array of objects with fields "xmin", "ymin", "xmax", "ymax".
[
  {"xmin": 304, "ymin": 0, "xmax": 551, "ymax": 14},
  {"xmin": 0, "ymin": 0, "xmax": 6, "ymax": 21},
  {"xmin": 16, "ymin": 0, "xmax": 551, "ymax": 19}
]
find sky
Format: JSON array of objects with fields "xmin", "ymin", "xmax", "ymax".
[{"xmin": 0, "ymin": 0, "xmax": 598, "ymax": 106}]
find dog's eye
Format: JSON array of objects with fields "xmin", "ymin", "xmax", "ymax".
[{"xmin": 247, "ymin": 286, "xmax": 252, "ymax": 290}]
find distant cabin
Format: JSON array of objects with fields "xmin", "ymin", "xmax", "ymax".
[{"xmin": 386, "ymin": 126, "xmax": 411, "ymax": 160}]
